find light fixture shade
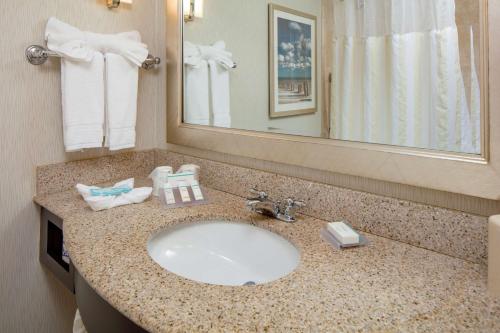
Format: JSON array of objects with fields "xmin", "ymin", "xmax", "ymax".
[
  {"xmin": 183, "ymin": 0, "xmax": 192, "ymax": 18},
  {"xmin": 106, "ymin": 0, "xmax": 132, "ymax": 8},
  {"xmin": 194, "ymin": 0, "xmax": 204, "ymax": 18},
  {"xmin": 183, "ymin": 0, "xmax": 203, "ymax": 21}
]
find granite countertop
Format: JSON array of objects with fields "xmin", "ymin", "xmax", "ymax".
[{"xmin": 34, "ymin": 178, "xmax": 500, "ymax": 332}]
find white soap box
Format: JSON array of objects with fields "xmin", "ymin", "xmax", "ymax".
[{"xmin": 321, "ymin": 221, "xmax": 369, "ymax": 250}]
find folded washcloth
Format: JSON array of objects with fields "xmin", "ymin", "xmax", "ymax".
[{"xmin": 76, "ymin": 178, "xmax": 152, "ymax": 212}]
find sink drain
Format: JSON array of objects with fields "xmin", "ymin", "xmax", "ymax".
[{"xmin": 243, "ymin": 281, "xmax": 256, "ymax": 286}]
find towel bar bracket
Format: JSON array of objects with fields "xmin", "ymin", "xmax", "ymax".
[
  {"xmin": 26, "ymin": 45, "xmax": 50, "ymax": 65},
  {"xmin": 25, "ymin": 44, "xmax": 161, "ymax": 70},
  {"xmin": 141, "ymin": 55, "xmax": 161, "ymax": 70}
]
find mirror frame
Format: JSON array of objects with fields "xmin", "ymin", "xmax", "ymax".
[{"xmin": 167, "ymin": 0, "xmax": 500, "ymax": 200}]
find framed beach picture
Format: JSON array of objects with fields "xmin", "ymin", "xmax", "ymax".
[{"xmin": 269, "ymin": 4, "xmax": 317, "ymax": 118}]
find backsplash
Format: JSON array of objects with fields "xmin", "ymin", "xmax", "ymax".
[
  {"xmin": 36, "ymin": 150, "xmax": 155, "ymax": 195},
  {"xmin": 36, "ymin": 149, "xmax": 488, "ymax": 265}
]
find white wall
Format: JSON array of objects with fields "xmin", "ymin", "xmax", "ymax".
[
  {"xmin": 0, "ymin": 1, "xmax": 166, "ymax": 331},
  {"xmin": 184, "ymin": 0, "xmax": 323, "ymax": 137}
]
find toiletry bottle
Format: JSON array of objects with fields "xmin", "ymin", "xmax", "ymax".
[
  {"xmin": 191, "ymin": 181, "xmax": 204, "ymax": 201},
  {"xmin": 177, "ymin": 181, "xmax": 192, "ymax": 203},
  {"xmin": 177, "ymin": 164, "xmax": 200, "ymax": 181},
  {"xmin": 149, "ymin": 166, "xmax": 173, "ymax": 196},
  {"xmin": 164, "ymin": 183, "xmax": 176, "ymax": 205}
]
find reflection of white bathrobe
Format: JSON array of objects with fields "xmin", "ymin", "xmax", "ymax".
[{"xmin": 184, "ymin": 41, "xmax": 236, "ymax": 128}]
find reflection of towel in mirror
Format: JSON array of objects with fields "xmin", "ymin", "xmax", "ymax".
[
  {"xmin": 206, "ymin": 41, "xmax": 232, "ymax": 128},
  {"xmin": 184, "ymin": 42, "xmax": 210, "ymax": 125},
  {"xmin": 184, "ymin": 41, "xmax": 236, "ymax": 128}
]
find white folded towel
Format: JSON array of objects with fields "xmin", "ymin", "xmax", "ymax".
[
  {"xmin": 105, "ymin": 51, "xmax": 139, "ymax": 150},
  {"xmin": 76, "ymin": 178, "xmax": 152, "ymax": 212},
  {"xmin": 45, "ymin": 17, "xmax": 148, "ymax": 66},
  {"xmin": 61, "ymin": 53, "xmax": 105, "ymax": 151},
  {"xmin": 45, "ymin": 18, "xmax": 149, "ymax": 152}
]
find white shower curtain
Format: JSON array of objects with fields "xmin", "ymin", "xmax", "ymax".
[{"xmin": 330, "ymin": 0, "xmax": 480, "ymax": 154}]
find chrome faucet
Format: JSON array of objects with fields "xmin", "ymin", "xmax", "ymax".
[{"xmin": 246, "ymin": 188, "xmax": 305, "ymax": 223}]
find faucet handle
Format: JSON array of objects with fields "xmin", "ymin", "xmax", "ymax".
[
  {"xmin": 280, "ymin": 198, "xmax": 305, "ymax": 223},
  {"xmin": 249, "ymin": 188, "xmax": 268, "ymax": 200},
  {"xmin": 284, "ymin": 198, "xmax": 305, "ymax": 208}
]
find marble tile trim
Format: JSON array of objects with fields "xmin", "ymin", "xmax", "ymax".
[
  {"xmin": 157, "ymin": 150, "xmax": 488, "ymax": 265},
  {"xmin": 36, "ymin": 150, "xmax": 155, "ymax": 196}
]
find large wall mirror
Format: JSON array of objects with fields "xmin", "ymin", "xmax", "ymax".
[
  {"xmin": 182, "ymin": 0, "xmax": 487, "ymax": 156},
  {"xmin": 168, "ymin": 0, "xmax": 500, "ymax": 200}
]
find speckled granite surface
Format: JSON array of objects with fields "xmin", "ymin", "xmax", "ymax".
[
  {"xmin": 36, "ymin": 150, "xmax": 155, "ymax": 195},
  {"xmin": 34, "ymin": 179, "xmax": 500, "ymax": 333},
  {"xmin": 157, "ymin": 150, "xmax": 488, "ymax": 265}
]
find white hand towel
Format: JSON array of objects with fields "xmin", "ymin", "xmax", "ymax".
[
  {"xmin": 104, "ymin": 30, "xmax": 142, "ymax": 150},
  {"xmin": 61, "ymin": 53, "xmax": 105, "ymax": 151},
  {"xmin": 184, "ymin": 42, "xmax": 210, "ymax": 125},
  {"xmin": 105, "ymin": 53, "xmax": 139, "ymax": 150},
  {"xmin": 76, "ymin": 178, "xmax": 152, "ymax": 212}
]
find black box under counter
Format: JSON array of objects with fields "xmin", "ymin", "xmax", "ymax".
[{"xmin": 39, "ymin": 207, "xmax": 75, "ymax": 293}]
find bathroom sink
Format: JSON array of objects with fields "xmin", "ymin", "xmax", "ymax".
[{"xmin": 147, "ymin": 221, "xmax": 300, "ymax": 286}]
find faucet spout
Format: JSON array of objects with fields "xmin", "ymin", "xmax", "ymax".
[{"xmin": 245, "ymin": 189, "xmax": 304, "ymax": 223}]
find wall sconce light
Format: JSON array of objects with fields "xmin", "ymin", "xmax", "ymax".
[
  {"xmin": 183, "ymin": 0, "xmax": 203, "ymax": 22},
  {"xmin": 107, "ymin": 0, "xmax": 133, "ymax": 9}
]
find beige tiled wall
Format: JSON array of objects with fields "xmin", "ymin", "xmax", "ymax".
[
  {"xmin": 0, "ymin": 1, "xmax": 166, "ymax": 332},
  {"xmin": 36, "ymin": 150, "xmax": 156, "ymax": 195}
]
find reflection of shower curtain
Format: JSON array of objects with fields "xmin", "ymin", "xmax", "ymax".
[{"xmin": 330, "ymin": 0, "xmax": 480, "ymax": 154}]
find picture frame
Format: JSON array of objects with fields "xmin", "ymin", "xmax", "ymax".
[{"xmin": 269, "ymin": 4, "xmax": 317, "ymax": 118}]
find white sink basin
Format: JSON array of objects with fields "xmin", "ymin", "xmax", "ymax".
[{"xmin": 147, "ymin": 221, "xmax": 300, "ymax": 286}]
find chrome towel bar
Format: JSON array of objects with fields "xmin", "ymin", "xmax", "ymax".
[{"xmin": 25, "ymin": 45, "xmax": 161, "ymax": 70}]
